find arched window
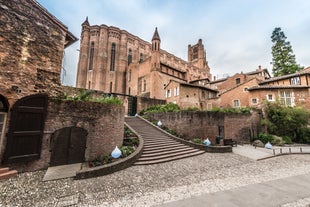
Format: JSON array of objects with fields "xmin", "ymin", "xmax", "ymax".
[
  {"xmin": 110, "ymin": 43, "xmax": 116, "ymax": 71},
  {"xmin": 128, "ymin": 87, "xmax": 131, "ymax": 95},
  {"xmin": 128, "ymin": 48, "xmax": 132, "ymax": 65},
  {"xmin": 89, "ymin": 42, "xmax": 94, "ymax": 70}
]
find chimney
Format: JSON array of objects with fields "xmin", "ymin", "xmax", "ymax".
[
  {"xmin": 258, "ymin": 65, "xmax": 262, "ymax": 70},
  {"xmin": 213, "ymin": 76, "xmax": 216, "ymax": 81}
]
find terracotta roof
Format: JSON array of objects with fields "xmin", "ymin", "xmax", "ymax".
[
  {"xmin": 259, "ymin": 71, "xmax": 310, "ymax": 84},
  {"xmin": 249, "ymin": 85, "xmax": 310, "ymax": 91},
  {"xmin": 164, "ymin": 79, "xmax": 218, "ymax": 92}
]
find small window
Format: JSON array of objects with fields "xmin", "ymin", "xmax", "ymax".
[
  {"xmin": 236, "ymin": 78, "xmax": 241, "ymax": 84},
  {"xmin": 267, "ymin": 94, "xmax": 273, "ymax": 101},
  {"xmin": 166, "ymin": 89, "xmax": 171, "ymax": 98},
  {"xmin": 110, "ymin": 82, "xmax": 113, "ymax": 93},
  {"xmin": 128, "ymin": 87, "xmax": 131, "ymax": 95},
  {"xmin": 233, "ymin": 100, "xmax": 240, "ymax": 108},
  {"xmin": 244, "ymin": 87, "xmax": 249, "ymax": 92},
  {"xmin": 252, "ymin": 98, "xmax": 258, "ymax": 104},
  {"xmin": 202, "ymin": 90, "xmax": 206, "ymax": 99},
  {"xmin": 290, "ymin": 77, "xmax": 300, "ymax": 85}
]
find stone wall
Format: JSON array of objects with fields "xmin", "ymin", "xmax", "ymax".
[
  {"xmin": 137, "ymin": 97, "xmax": 166, "ymax": 114},
  {"xmin": 147, "ymin": 110, "xmax": 262, "ymax": 144}
]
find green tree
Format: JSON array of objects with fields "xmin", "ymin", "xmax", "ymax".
[
  {"xmin": 263, "ymin": 101, "xmax": 310, "ymax": 143},
  {"xmin": 271, "ymin": 27, "xmax": 303, "ymax": 77}
]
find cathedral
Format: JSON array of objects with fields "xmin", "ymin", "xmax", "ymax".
[{"xmin": 76, "ymin": 18, "xmax": 212, "ymax": 100}]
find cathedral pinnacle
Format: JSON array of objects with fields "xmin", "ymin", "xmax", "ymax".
[{"xmin": 152, "ymin": 27, "xmax": 161, "ymax": 41}]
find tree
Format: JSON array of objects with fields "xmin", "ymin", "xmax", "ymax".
[{"xmin": 271, "ymin": 27, "xmax": 303, "ymax": 77}]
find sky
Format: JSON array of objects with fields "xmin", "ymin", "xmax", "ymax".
[{"xmin": 37, "ymin": 0, "xmax": 310, "ymax": 86}]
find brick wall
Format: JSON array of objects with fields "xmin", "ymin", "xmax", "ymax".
[
  {"xmin": 7, "ymin": 98, "xmax": 124, "ymax": 172},
  {"xmin": 147, "ymin": 110, "xmax": 262, "ymax": 144},
  {"xmin": 0, "ymin": 0, "xmax": 70, "ymax": 106}
]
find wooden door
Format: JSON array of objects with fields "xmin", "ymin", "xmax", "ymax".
[
  {"xmin": 50, "ymin": 127, "xmax": 87, "ymax": 166},
  {"xmin": 3, "ymin": 94, "xmax": 48, "ymax": 163}
]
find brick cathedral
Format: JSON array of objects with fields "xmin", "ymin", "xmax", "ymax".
[{"xmin": 76, "ymin": 18, "xmax": 212, "ymax": 99}]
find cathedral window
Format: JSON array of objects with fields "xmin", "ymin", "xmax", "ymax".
[
  {"xmin": 143, "ymin": 80, "xmax": 146, "ymax": 92},
  {"xmin": 110, "ymin": 82, "xmax": 113, "ymax": 93},
  {"xmin": 139, "ymin": 53, "xmax": 143, "ymax": 63},
  {"xmin": 110, "ymin": 43, "xmax": 116, "ymax": 71},
  {"xmin": 128, "ymin": 48, "xmax": 132, "ymax": 65},
  {"xmin": 128, "ymin": 70, "xmax": 132, "ymax": 82},
  {"xmin": 88, "ymin": 42, "xmax": 94, "ymax": 70}
]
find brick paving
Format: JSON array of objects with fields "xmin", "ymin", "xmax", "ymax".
[{"xmin": 1, "ymin": 153, "xmax": 310, "ymax": 206}]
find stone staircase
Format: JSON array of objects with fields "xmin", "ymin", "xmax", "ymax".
[
  {"xmin": 125, "ymin": 116, "xmax": 205, "ymax": 165},
  {"xmin": 0, "ymin": 167, "xmax": 18, "ymax": 180}
]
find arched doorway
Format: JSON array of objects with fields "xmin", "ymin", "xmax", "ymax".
[
  {"xmin": 3, "ymin": 94, "xmax": 48, "ymax": 163},
  {"xmin": 0, "ymin": 95, "xmax": 9, "ymax": 158},
  {"xmin": 50, "ymin": 126, "xmax": 88, "ymax": 166}
]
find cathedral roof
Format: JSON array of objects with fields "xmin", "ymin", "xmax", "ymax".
[{"xmin": 152, "ymin": 27, "xmax": 161, "ymax": 41}]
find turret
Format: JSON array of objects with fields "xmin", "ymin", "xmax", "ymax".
[{"xmin": 151, "ymin": 27, "xmax": 161, "ymax": 69}]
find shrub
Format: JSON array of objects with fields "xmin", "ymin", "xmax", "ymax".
[
  {"xmin": 255, "ymin": 132, "xmax": 273, "ymax": 144},
  {"xmin": 282, "ymin": 136, "xmax": 292, "ymax": 144},
  {"xmin": 263, "ymin": 101, "xmax": 310, "ymax": 143},
  {"xmin": 184, "ymin": 107, "xmax": 200, "ymax": 111},
  {"xmin": 270, "ymin": 135, "xmax": 285, "ymax": 146},
  {"xmin": 139, "ymin": 103, "xmax": 180, "ymax": 115},
  {"xmin": 120, "ymin": 146, "xmax": 135, "ymax": 158},
  {"xmin": 123, "ymin": 137, "xmax": 139, "ymax": 147},
  {"xmin": 193, "ymin": 138, "xmax": 204, "ymax": 145}
]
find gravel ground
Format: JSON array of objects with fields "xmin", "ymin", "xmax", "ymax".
[{"xmin": 1, "ymin": 153, "xmax": 310, "ymax": 207}]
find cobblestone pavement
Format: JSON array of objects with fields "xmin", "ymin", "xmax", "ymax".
[{"xmin": 1, "ymin": 153, "xmax": 310, "ymax": 207}]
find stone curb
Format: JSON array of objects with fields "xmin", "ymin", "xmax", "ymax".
[{"xmin": 75, "ymin": 123, "xmax": 144, "ymax": 179}]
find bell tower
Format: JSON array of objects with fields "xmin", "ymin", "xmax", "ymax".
[{"xmin": 151, "ymin": 27, "xmax": 161, "ymax": 71}]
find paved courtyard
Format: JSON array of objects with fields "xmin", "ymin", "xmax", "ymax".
[{"xmin": 1, "ymin": 152, "xmax": 310, "ymax": 206}]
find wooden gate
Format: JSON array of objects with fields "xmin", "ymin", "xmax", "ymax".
[
  {"xmin": 3, "ymin": 94, "xmax": 48, "ymax": 163},
  {"xmin": 127, "ymin": 96, "xmax": 137, "ymax": 116},
  {"xmin": 50, "ymin": 126, "xmax": 87, "ymax": 166}
]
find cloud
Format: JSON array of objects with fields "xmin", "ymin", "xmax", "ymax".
[{"xmin": 37, "ymin": 0, "xmax": 310, "ymax": 85}]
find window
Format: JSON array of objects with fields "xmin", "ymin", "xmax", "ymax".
[
  {"xmin": 267, "ymin": 94, "xmax": 273, "ymax": 101},
  {"xmin": 110, "ymin": 43, "xmax": 116, "ymax": 71},
  {"xmin": 236, "ymin": 78, "xmax": 241, "ymax": 84},
  {"xmin": 252, "ymin": 98, "xmax": 258, "ymax": 104},
  {"xmin": 88, "ymin": 42, "xmax": 94, "ymax": 70},
  {"xmin": 202, "ymin": 90, "xmax": 206, "ymax": 99},
  {"xmin": 233, "ymin": 100, "xmax": 240, "ymax": 108},
  {"xmin": 166, "ymin": 89, "xmax": 171, "ymax": 98},
  {"xmin": 244, "ymin": 87, "xmax": 249, "ymax": 92},
  {"xmin": 280, "ymin": 91, "xmax": 294, "ymax": 106},
  {"xmin": 290, "ymin": 77, "xmax": 300, "ymax": 85},
  {"xmin": 110, "ymin": 82, "xmax": 113, "ymax": 93},
  {"xmin": 128, "ymin": 48, "xmax": 132, "ymax": 65},
  {"xmin": 139, "ymin": 53, "xmax": 143, "ymax": 63},
  {"xmin": 143, "ymin": 80, "xmax": 146, "ymax": 92},
  {"xmin": 128, "ymin": 87, "xmax": 131, "ymax": 95},
  {"xmin": 174, "ymin": 87, "xmax": 179, "ymax": 96}
]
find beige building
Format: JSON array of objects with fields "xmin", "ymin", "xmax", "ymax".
[{"xmin": 76, "ymin": 19, "xmax": 212, "ymax": 99}]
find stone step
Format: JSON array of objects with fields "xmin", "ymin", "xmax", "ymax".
[
  {"xmin": 142, "ymin": 145, "xmax": 190, "ymax": 154},
  {"xmin": 0, "ymin": 169, "xmax": 18, "ymax": 180},
  {"xmin": 134, "ymin": 151, "xmax": 205, "ymax": 165},
  {"xmin": 143, "ymin": 139, "xmax": 177, "ymax": 145},
  {"xmin": 141, "ymin": 147, "xmax": 197, "ymax": 158},
  {"xmin": 137, "ymin": 148, "xmax": 200, "ymax": 161},
  {"xmin": 143, "ymin": 143, "xmax": 185, "ymax": 151},
  {"xmin": 0, "ymin": 167, "xmax": 9, "ymax": 174}
]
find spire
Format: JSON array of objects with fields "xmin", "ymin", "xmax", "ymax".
[
  {"xmin": 152, "ymin": 27, "xmax": 161, "ymax": 41},
  {"xmin": 82, "ymin": 16, "xmax": 89, "ymax": 26}
]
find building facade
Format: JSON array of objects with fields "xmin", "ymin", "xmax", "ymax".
[{"xmin": 76, "ymin": 19, "xmax": 212, "ymax": 99}]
